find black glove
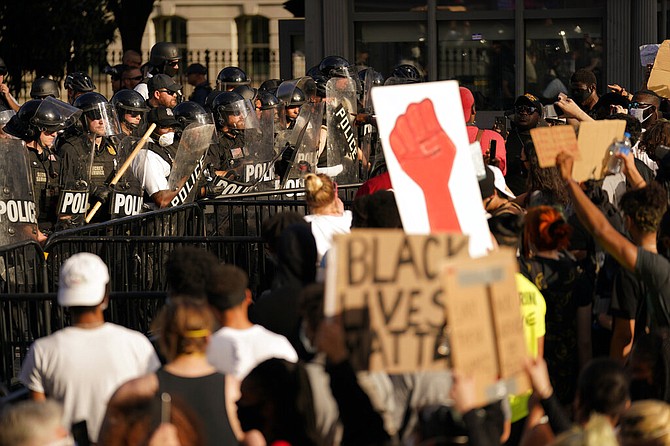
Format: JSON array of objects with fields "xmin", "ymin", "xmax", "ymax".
[
  {"xmin": 275, "ymin": 143, "xmax": 296, "ymax": 180},
  {"xmin": 92, "ymin": 185, "xmax": 112, "ymax": 204}
]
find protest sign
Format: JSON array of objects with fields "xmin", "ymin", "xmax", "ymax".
[
  {"xmin": 442, "ymin": 248, "xmax": 530, "ymax": 407},
  {"xmin": 371, "ymin": 81, "xmax": 492, "ymax": 258},
  {"xmin": 574, "ymin": 119, "xmax": 626, "ymax": 182},
  {"xmin": 530, "ymin": 126, "xmax": 579, "ymax": 168},
  {"xmin": 648, "ymin": 40, "xmax": 670, "ymax": 98},
  {"xmin": 324, "ymin": 229, "xmax": 469, "ymax": 373}
]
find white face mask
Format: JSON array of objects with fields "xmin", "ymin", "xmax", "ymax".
[
  {"xmin": 158, "ymin": 131, "xmax": 175, "ymax": 147},
  {"xmin": 629, "ymin": 105, "xmax": 653, "ymax": 123}
]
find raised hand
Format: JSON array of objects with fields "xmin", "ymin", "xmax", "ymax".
[{"xmin": 389, "ymin": 98, "xmax": 461, "ymax": 232}]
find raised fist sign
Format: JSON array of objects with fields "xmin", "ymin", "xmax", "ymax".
[{"xmin": 389, "ymin": 98, "xmax": 461, "ymax": 232}]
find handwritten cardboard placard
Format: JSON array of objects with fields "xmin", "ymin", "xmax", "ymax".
[
  {"xmin": 442, "ymin": 248, "xmax": 530, "ymax": 407},
  {"xmin": 648, "ymin": 40, "xmax": 670, "ymax": 98},
  {"xmin": 324, "ymin": 229, "xmax": 469, "ymax": 373},
  {"xmin": 574, "ymin": 119, "xmax": 626, "ymax": 182},
  {"xmin": 530, "ymin": 126, "xmax": 579, "ymax": 168}
]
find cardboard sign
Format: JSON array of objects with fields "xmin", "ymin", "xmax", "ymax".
[
  {"xmin": 371, "ymin": 81, "xmax": 492, "ymax": 258},
  {"xmin": 648, "ymin": 40, "xmax": 670, "ymax": 98},
  {"xmin": 574, "ymin": 120, "xmax": 626, "ymax": 182},
  {"xmin": 442, "ymin": 248, "xmax": 530, "ymax": 407},
  {"xmin": 530, "ymin": 126, "xmax": 579, "ymax": 168},
  {"xmin": 324, "ymin": 229, "xmax": 469, "ymax": 373}
]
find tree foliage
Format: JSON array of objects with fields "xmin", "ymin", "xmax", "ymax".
[{"xmin": 107, "ymin": 0, "xmax": 155, "ymax": 54}]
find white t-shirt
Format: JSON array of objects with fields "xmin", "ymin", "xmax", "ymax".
[
  {"xmin": 20, "ymin": 323, "xmax": 160, "ymax": 442},
  {"xmin": 304, "ymin": 211, "xmax": 353, "ymax": 262},
  {"xmin": 131, "ymin": 148, "xmax": 170, "ymax": 196},
  {"xmin": 207, "ymin": 325, "xmax": 298, "ymax": 379},
  {"xmin": 134, "ymin": 75, "xmax": 152, "ymax": 100}
]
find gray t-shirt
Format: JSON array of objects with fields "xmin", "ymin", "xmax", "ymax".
[{"xmin": 635, "ymin": 248, "xmax": 670, "ymax": 329}]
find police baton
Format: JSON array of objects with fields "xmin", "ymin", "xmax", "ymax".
[{"xmin": 85, "ymin": 123, "xmax": 157, "ymax": 223}]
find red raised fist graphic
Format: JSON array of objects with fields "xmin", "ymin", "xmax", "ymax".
[{"xmin": 389, "ymin": 98, "xmax": 461, "ymax": 232}]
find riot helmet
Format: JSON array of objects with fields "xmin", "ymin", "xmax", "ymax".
[
  {"xmin": 73, "ymin": 92, "xmax": 108, "ymax": 113},
  {"xmin": 149, "ymin": 42, "xmax": 181, "ymax": 76},
  {"xmin": 204, "ymin": 89, "xmax": 222, "ymax": 113},
  {"xmin": 385, "ymin": 64, "xmax": 423, "ymax": 85},
  {"xmin": 358, "ymin": 68, "xmax": 384, "ymax": 87},
  {"xmin": 318, "ymin": 56, "xmax": 351, "ymax": 79},
  {"xmin": 64, "ymin": 72, "xmax": 96, "ymax": 93},
  {"xmin": 212, "ymin": 91, "xmax": 244, "ymax": 127},
  {"xmin": 233, "ymin": 84, "xmax": 257, "ymax": 103},
  {"xmin": 258, "ymin": 79, "xmax": 283, "ymax": 94},
  {"xmin": 111, "ymin": 89, "xmax": 149, "ymax": 113},
  {"xmin": 306, "ymin": 65, "xmax": 321, "ymax": 78},
  {"xmin": 111, "ymin": 89, "xmax": 149, "ymax": 131},
  {"xmin": 173, "ymin": 101, "xmax": 212, "ymax": 127},
  {"xmin": 5, "ymin": 98, "xmax": 77, "ymax": 141},
  {"xmin": 74, "ymin": 92, "xmax": 121, "ymax": 136},
  {"xmin": 256, "ymin": 91, "xmax": 280, "ymax": 110},
  {"xmin": 30, "ymin": 77, "xmax": 60, "ymax": 99},
  {"xmin": 3, "ymin": 100, "xmax": 41, "ymax": 140},
  {"xmin": 216, "ymin": 66, "xmax": 250, "ymax": 91},
  {"xmin": 277, "ymin": 84, "xmax": 307, "ymax": 108}
]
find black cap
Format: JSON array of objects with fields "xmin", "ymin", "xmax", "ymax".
[
  {"xmin": 147, "ymin": 106, "xmax": 178, "ymax": 128},
  {"xmin": 514, "ymin": 93, "xmax": 543, "ymax": 116},
  {"xmin": 186, "ymin": 63, "xmax": 207, "ymax": 75},
  {"xmin": 148, "ymin": 74, "xmax": 182, "ymax": 93}
]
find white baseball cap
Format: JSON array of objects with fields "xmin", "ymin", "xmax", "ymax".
[
  {"xmin": 488, "ymin": 166, "xmax": 516, "ymax": 200},
  {"xmin": 57, "ymin": 253, "xmax": 110, "ymax": 307}
]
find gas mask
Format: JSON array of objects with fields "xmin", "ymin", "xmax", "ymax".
[{"xmin": 158, "ymin": 131, "xmax": 175, "ymax": 147}]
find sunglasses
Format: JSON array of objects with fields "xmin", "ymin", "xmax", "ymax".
[
  {"xmin": 168, "ymin": 60, "xmax": 180, "ymax": 66},
  {"xmin": 159, "ymin": 89, "xmax": 178, "ymax": 96},
  {"xmin": 123, "ymin": 75, "xmax": 143, "ymax": 81},
  {"xmin": 628, "ymin": 102, "xmax": 653, "ymax": 109},
  {"xmin": 126, "ymin": 110, "xmax": 143, "ymax": 117},
  {"xmin": 515, "ymin": 105, "xmax": 538, "ymax": 114},
  {"xmin": 0, "ymin": 68, "xmax": 7, "ymax": 76},
  {"xmin": 87, "ymin": 111, "xmax": 103, "ymax": 120}
]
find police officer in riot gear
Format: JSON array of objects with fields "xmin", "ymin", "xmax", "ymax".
[
  {"xmin": 111, "ymin": 89, "xmax": 149, "ymax": 136},
  {"xmin": 277, "ymin": 86, "xmax": 306, "ymax": 130},
  {"xmin": 216, "ymin": 66, "xmax": 250, "ymax": 91},
  {"xmin": 211, "ymin": 91, "xmax": 247, "ymax": 177},
  {"xmin": 385, "ymin": 64, "xmax": 423, "ymax": 85},
  {"xmin": 59, "ymin": 92, "xmax": 120, "ymax": 225},
  {"xmin": 319, "ymin": 56, "xmax": 352, "ymax": 79},
  {"xmin": 173, "ymin": 101, "xmax": 211, "ymax": 128},
  {"xmin": 30, "ymin": 77, "xmax": 60, "ymax": 100},
  {"xmin": 64, "ymin": 72, "xmax": 96, "ymax": 104},
  {"xmin": 4, "ymin": 99, "xmax": 76, "ymax": 235},
  {"xmin": 135, "ymin": 42, "xmax": 182, "ymax": 100}
]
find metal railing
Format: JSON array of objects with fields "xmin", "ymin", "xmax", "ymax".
[{"xmin": 0, "ymin": 184, "xmax": 361, "ymax": 390}]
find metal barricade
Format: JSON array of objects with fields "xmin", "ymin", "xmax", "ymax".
[{"xmin": 0, "ymin": 291, "xmax": 167, "ymax": 393}]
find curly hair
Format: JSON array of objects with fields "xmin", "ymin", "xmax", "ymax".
[
  {"xmin": 619, "ymin": 181, "xmax": 668, "ymax": 234},
  {"xmin": 523, "ymin": 205, "xmax": 572, "ymax": 257},
  {"xmin": 641, "ymin": 119, "xmax": 670, "ymax": 157},
  {"xmin": 525, "ymin": 142, "xmax": 571, "ymax": 208}
]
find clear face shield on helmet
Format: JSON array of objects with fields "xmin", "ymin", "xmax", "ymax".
[
  {"xmin": 35, "ymin": 97, "xmax": 82, "ymax": 133},
  {"xmin": 82, "ymin": 102, "xmax": 122, "ymax": 136},
  {"xmin": 221, "ymin": 98, "xmax": 259, "ymax": 132}
]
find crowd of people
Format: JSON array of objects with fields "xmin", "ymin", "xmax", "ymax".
[{"xmin": 1, "ymin": 41, "xmax": 670, "ymax": 446}]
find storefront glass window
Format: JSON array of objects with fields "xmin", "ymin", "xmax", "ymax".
[
  {"xmin": 436, "ymin": 1, "xmax": 514, "ymax": 11},
  {"xmin": 437, "ymin": 20, "xmax": 515, "ymax": 110},
  {"xmin": 525, "ymin": 18, "xmax": 603, "ymax": 101},
  {"xmin": 354, "ymin": 0, "xmax": 427, "ymax": 13},
  {"xmin": 354, "ymin": 22, "xmax": 428, "ymax": 79},
  {"xmin": 524, "ymin": 0, "xmax": 605, "ymax": 8}
]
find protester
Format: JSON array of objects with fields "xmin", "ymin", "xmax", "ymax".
[
  {"xmin": 103, "ymin": 298, "xmax": 239, "ymax": 446},
  {"xmin": 19, "ymin": 253, "xmax": 160, "ymax": 444},
  {"xmin": 0, "ymin": 400, "xmax": 72, "ymax": 446},
  {"xmin": 303, "ymin": 173, "xmax": 352, "ymax": 264},
  {"xmin": 206, "ymin": 264, "xmax": 298, "ymax": 379}
]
